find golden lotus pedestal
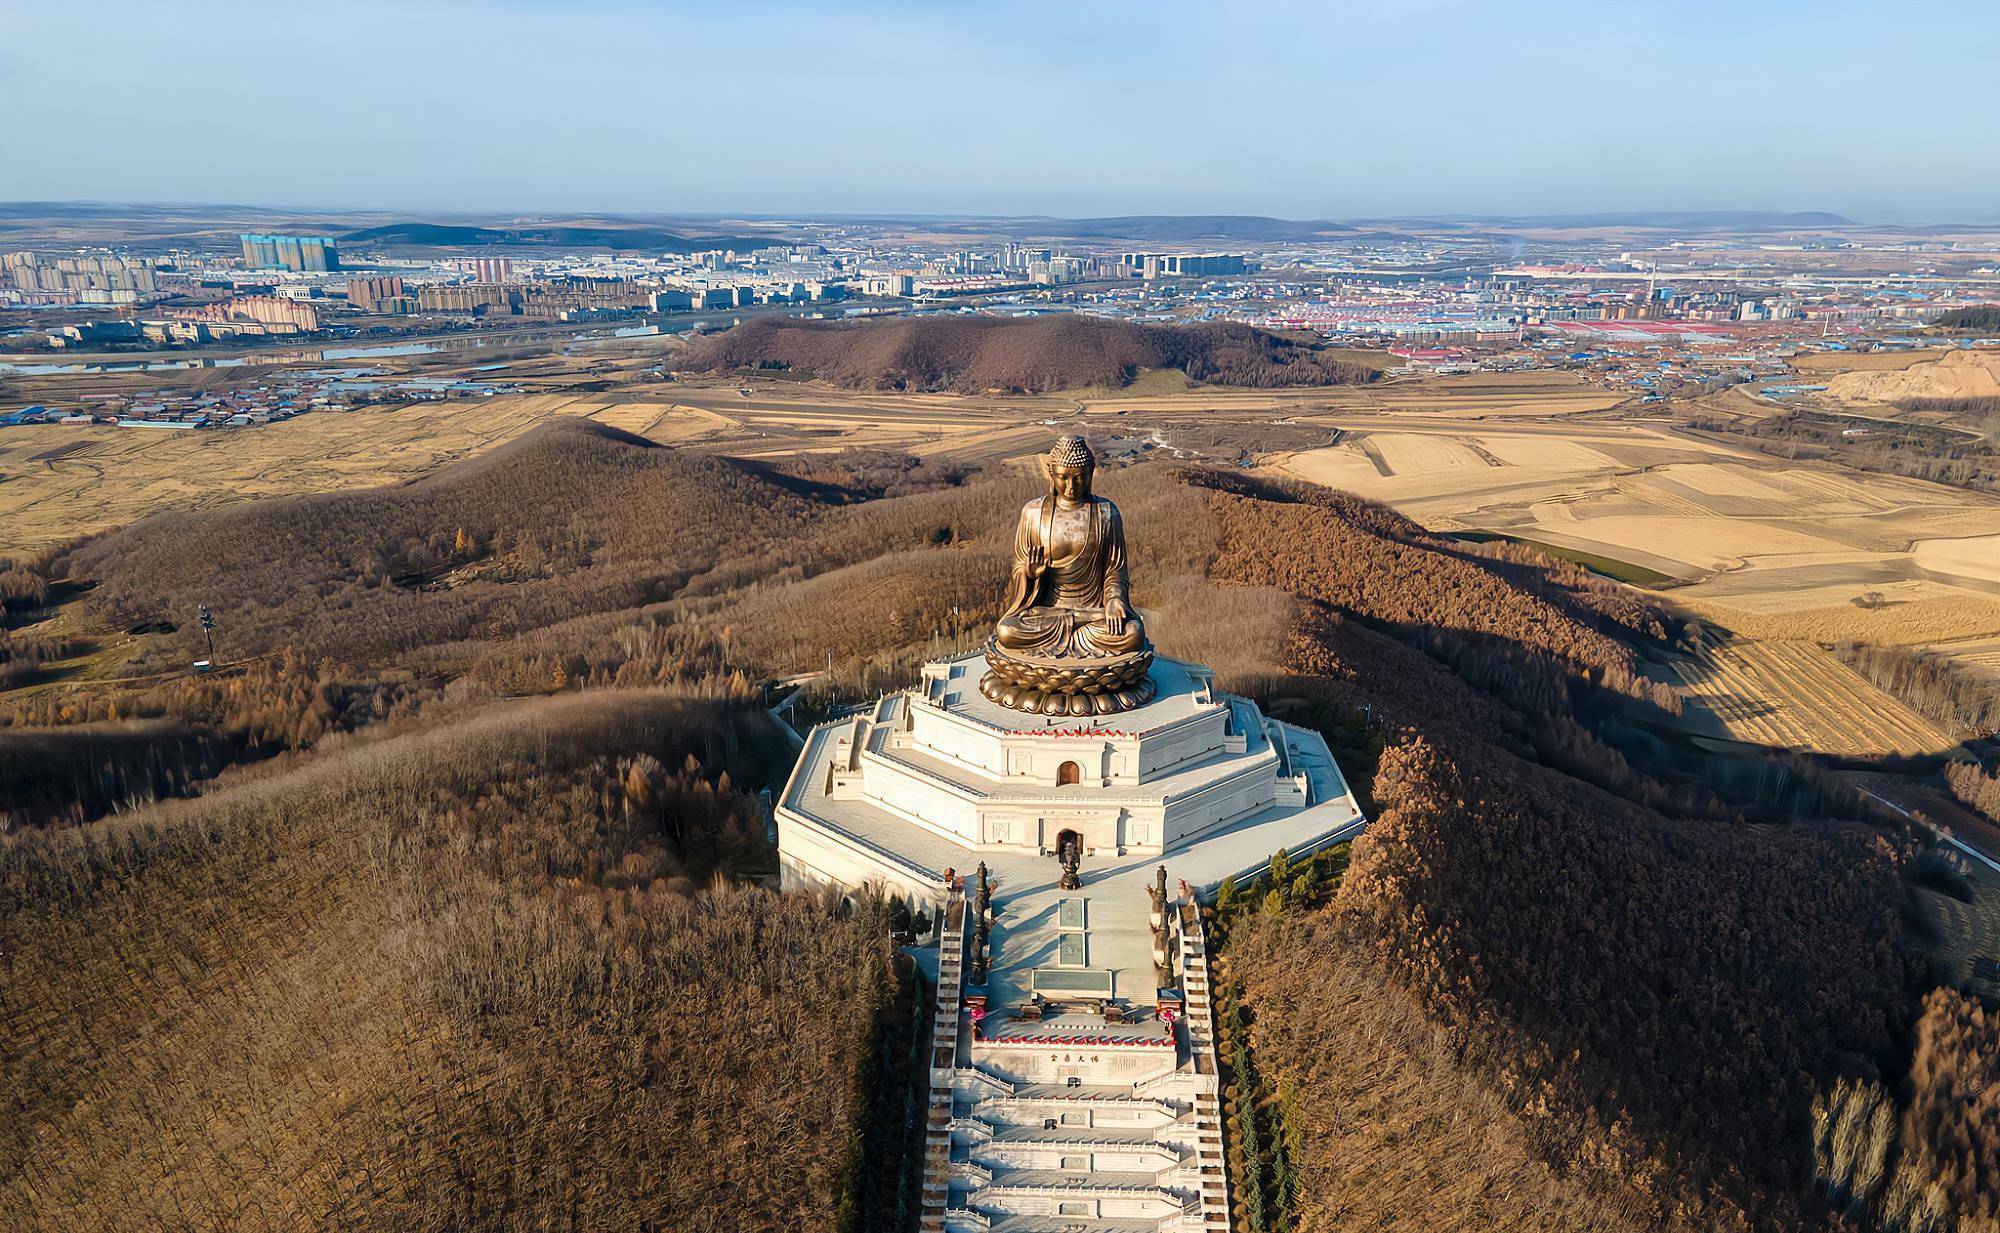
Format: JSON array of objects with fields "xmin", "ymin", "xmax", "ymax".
[{"xmin": 979, "ymin": 639, "xmax": 1156, "ymax": 716}]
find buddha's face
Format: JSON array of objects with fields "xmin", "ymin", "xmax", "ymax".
[{"xmin": 1051, "ymin": 463, "xmax": 1091, "ymax": 505}]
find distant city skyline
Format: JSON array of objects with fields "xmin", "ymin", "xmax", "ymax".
[{"xmin": 6, "ymin": 0, "xmax": 1998, "ymax": 222}]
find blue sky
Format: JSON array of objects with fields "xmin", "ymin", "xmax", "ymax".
[{"xmin": 5, "ymin": 0, "xmax": 1997, "ymax": 220}]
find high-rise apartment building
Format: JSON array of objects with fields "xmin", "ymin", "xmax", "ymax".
[
  {"xmin": 1121, "ymin": 252, "xmax": 1250, "ymax": 278},
  {"xmin": 455, "ymin": 257, "xmax": 513, "ymax": 283},
  {"xmin": 168, "ymin": 294, "xmax": 321, "ymax": 331},
  {"xmin": 0, "ymin": 250, "xmax": 162, "ymax": 305},
  {"xmin": 415, "ymin": 284, "xmax": 520, "ymax": 314},
  {"xmin": 240, "ymin": 234, "xmax": 339, "ymax": 272},
  {"xmin": 345, "ymin": 275, "xmax": 406, "ymax": 310}
]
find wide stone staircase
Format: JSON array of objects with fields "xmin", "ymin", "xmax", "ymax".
[
  {"xmin": 922, "ymin": 883, "xmax": 1233, "ymax": 1233},
  {"xmin": 943, "ymin": 1070, "xmax": 1207, "ymax": 1230},
  {"xmin": 1176, "ymin": 903, "xmax": 1230, "ymax": 1231}
]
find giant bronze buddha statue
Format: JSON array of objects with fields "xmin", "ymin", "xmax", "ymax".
[{"xmin": 981, "ymin": 436, "xmax": 1155, "ymax": 714}]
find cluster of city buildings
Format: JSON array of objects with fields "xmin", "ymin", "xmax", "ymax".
[
  {"xmin": 167, "ymin": 294, "xmax": 322, "ymax": 333},
  {"xmin": 0, "ymin": 251, "xmax": 161, "ymax": 307},
  {"xmin": 44, "ymin": 293, "xmax": 324, "ymax": 348},
  {"xmin": 0, "ymin": 365, "xmax": 513, "ymax": 431},
  {"xmin": 0, "ymin": 234, "xmax": 1268, "ymax": 346},
  {"xmin": 0, "ymin": 377, "xmax": 332, "ymax": 430},
  {"xmin": 4, "ymin": 225, "xmax": 1996, "ymax": 400},
  {"xmin": 1233, "ymin": 271, "xmax": 1982, "ymax": 348}
]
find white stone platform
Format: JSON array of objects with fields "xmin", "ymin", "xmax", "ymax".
[
  {"xmin": 777, "ymin": 651, "xmax": 1365, "ymax": 1232},
  {"xmin": 778, "ymin": 651, "xmax": 1363, "ymax": 911}
]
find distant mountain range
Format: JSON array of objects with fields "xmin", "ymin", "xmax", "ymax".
[
  {"xmin": 1357, "ymin": 210, "xmax": 1858, "ymax": 231},
  {"xmin": 0, "ymin": 204, "xmax": 770, "ymax": 251},
  {"xmin": 982, "ymin": 215, "xmax": 1360, "ymax": 242},
  {"xmin": 339, "ymin": 222, "xmax": 765, "ymax": 252},
  {"xmin": 7, "ymin": 201, "xmax": 1985, "ymax": 251}
]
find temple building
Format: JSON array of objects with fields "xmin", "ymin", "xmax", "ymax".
[{"xmin": 777, "ymin": 437, "xmax": 1365, "ymax": 1231}]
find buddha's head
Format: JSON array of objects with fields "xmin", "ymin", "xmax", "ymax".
[{"xmin": 1046, "ymin": 435, "xmax": 1095, "ymax": 505}]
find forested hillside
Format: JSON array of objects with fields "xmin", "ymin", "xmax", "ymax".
[
  {"xmin": 64, "ymin": 419, "xmax": 823, "ymax": 661},
  {"xmin": 5, "ymin": 426, "xmax": 1990, "ymax": 1230},
  {"xmin": 1, "ymin": 691, "xmax": 897, "ymax": 1231},
  {"xmin": 1339, "ymin": 738, "xmax": 1912, "ymax": 1226},
  {"xmin": 677, "ymin": 315, "xmax": 1382, "ymax": 393},
  {"xmin": 1206, "ymin": 613, "xmax": 1935, "ymax": 1229},
  {"xmin": 1934, "ymin": 305, "xmax": 2000, "ymax": 331}
]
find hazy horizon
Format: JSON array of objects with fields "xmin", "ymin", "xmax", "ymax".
[
  {"xmin": 0, "ymin": 201, "xmax": 1978, "ymax": 227},
  {"xmin": 5, "ymin": 0, "xmax": 1999, "ymax": 221}
]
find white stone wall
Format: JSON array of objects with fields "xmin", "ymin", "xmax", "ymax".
[
  {"xmin": 913, "ymin": 703, "xmax": 1140, "ymax": 787},
  {"xmin": 1134, "ymin": 710, "xmax": 1233, "ymax": 778},
  {"xmin": 972, "ymin": 1042, "xmax": 1179, "ymax": 1087},
  {"xmin": 1003, "ymin": 739, "xmax": 1118, "ymax": 786},
  {"xmin": 1159, "ymin": 761, "xmax": 1279, "ymax": 849},
  {"xmin": 860, "ymin": 750, "xmax": 983, "ymax": 843},
  {"xmin": 774, "ymin": 809, "xmax": 941, "ymax": 908},
  {"xmin": 907, "ymin": 686, "xmax": 1252, "ymax": 790},
  {"xmin": 979, "ymin": 1144, "xmax": 1174, "ymax": 1171},
  {"xmin": 907, "ymin": 704, "xmax": 1011, "ymax": 777},
  {"xmin": 1035, "ymin": 806, "xmax": 1133, "ymax": 856}
]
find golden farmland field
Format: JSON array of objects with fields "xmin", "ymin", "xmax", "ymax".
[
  {"xmin": 0, "ymin": 368, "xmax": 1620, "ymax": 551},
  {"xmin": 1268, "ymin": 405, "xmax": 2000, "ymax": 752},
  {"xmin": 0, "ymin": 393, "xmax": 626, "ymax": 549},
  {"xmin": 1820, "ymin": 348, "xmax": 2000, "ymax": 404},
  {"xmin": 1272, "ymin": 419, "xmax": 2000, "ymax": 630},
  {"xmin": 0, "ymin": 386, "xmax": 1050, "ymax": 550},
  {"xmin": 1665, "ymin": 637, "xmax": 1955, "ymax": 756},
  {"xmin": 1071, "ymin": 369, "xmax": 1627, "ymax": 418}
]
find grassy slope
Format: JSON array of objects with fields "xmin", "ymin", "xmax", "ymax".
[{"xmin": 1455, "ymin": 530, "xmax": 1677, "ymax": 587}]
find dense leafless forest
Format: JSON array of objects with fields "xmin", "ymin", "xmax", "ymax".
[
  {"xmin": 1933, "ymin": 305, "xmax": 2000, "ymax": 332},
  {"xmin": 1946, "ymin": 760, "xmax": 2000, "ymax": 820},
  {"xmin": 1340, "ymin": 738, "xmax": 1914, "ymax": 1227},
  {"xmin": 62, "ymin": 420, "xmax": 825, "ymax": 664},
  {"xmin": 0, "ymin": 719, "xmax": 229, "ymax": 828},
  {"xmin": 2, "ymin": 691, "xmax": 898, "ymax": 1231},
  {"xmin": 1837, "ymin": 641, "xmax": 2000, "ymax": 737},
  {"xmin": 1227, "ymin": 897, "xmax": 1684, "ymax": 1231},
  {"xmin": 677, "ymin": 314, "xmax": 1384, "ymax": 393},
  {"xmin": 6, "ymin": 422, "xmax": 1996, "ymax": 1229},
  {"xmin": 1687, "ymin": 409, "xmax": 2000, "ymax": 494},
  {"xmin": 1810, "ymin": 988, "xmax": 2000, "ymax": 1231},
  {"xmin": 1193, "ymin": 500, "xmax": 1967, "ymax": 1230}
]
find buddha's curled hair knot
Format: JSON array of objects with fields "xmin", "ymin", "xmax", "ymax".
[{"xmin": 1047, "ymin": 435, "xmax": 1094, "ymax": 474}]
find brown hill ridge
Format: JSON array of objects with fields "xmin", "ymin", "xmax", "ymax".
[
  {"xmin": 8, "ymin": 428, "xmax": 1988, "ymax": 1229},
  {"xmin": 676, "ymin": 314, "xmax": 1382, "ymax": 393},
  {"xmin": 0, "ymin": 690, "xmax": 894, "ymax": 1231},
  {"xmin": 63, "ymin": 418, "xmax": 824, "ymax": 662}
]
